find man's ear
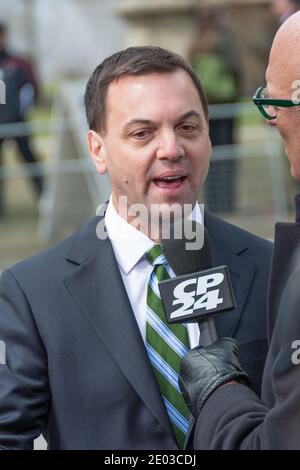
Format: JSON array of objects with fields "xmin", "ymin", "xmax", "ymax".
[{"xmin": 87, "ymin": 130, "xmax": 107, "ymax": 175}]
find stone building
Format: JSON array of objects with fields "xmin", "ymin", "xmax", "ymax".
[
  {"xmin": 118, "ymin": 0, "xmax": 277, "ymax": 95},
  {"xmin": 0, "ymin": 0, "xmax": 277, "ymax": 93}
]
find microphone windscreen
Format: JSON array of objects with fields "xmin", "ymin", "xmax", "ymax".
[{"xmin": 161, "ymin": 220, "xmax": 212, "ymax": 275}]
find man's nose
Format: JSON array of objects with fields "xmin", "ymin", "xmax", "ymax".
[{"xmin": 156, "ymin": 133, "xmax": 184, "ymax": 160}]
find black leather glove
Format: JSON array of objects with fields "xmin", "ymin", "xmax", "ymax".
[{"xmin": 179, "ymin": 338, "xmax": 251, "ymax": 417}]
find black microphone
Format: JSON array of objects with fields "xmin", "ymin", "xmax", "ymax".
[{"xmin": 159, "ymin": 220, "xmax": 236, "ymax": 346}]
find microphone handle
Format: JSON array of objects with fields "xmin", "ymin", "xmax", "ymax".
[{"xmin": 198, "ymin": 318, "xmax": 218, "ymax": 346}]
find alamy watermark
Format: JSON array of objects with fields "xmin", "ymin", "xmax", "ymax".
[
  {"xmin": 291, "ymin": 340, "xmax": 300, "ymax": 365},
  {"xmin": 95, "ymin": 196, "xmax": 205, "ymax": 251},
  {"xmin": 291, "ymin": 80, "xmax": 300, "ymax": 104},
  {"xmin": 0, "ymin": 340, "xmax": 6, "ymax": 365},
  {"xmin": 0, "ymin": 79, "xmax": 6, "ymax": 104}
]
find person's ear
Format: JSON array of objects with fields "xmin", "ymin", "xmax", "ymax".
[{"xmin": 87, "ymin": 130, "xmax": 107, "ymax": 175}]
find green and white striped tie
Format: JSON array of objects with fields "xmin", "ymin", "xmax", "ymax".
[{"xmin": 146, "ymin": 244, "xmax": 190, "ymax": 448}]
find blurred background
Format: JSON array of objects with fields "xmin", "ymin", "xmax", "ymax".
[{"xmin": 0, "ymin": 0, "xmax": 299, "ymax": 273}]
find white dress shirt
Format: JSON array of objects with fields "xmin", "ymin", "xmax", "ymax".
[{"xmin": 105, "ymin": 197, "xmax": 201, "ymax": 348}]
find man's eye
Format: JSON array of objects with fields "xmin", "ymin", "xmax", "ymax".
[
  {"xmin": 132, "ymin": 130, "xmax": 152, "ymax": 139},
  {"xmin": 178, "ymin": 123, "xmax": 199, "ymax": 133}
]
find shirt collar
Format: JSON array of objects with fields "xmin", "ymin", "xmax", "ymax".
[
  {"xmin": 105, "ymin": 197, "xmax": 153, "ymax": 274},
  {"xmin": 104, "ymin": 196, "xmax": 203, "ymax": 275}
]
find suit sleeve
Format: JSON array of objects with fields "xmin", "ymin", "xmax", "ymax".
[
  {"xmin": 0, "ymin": 269, "xmax": 50, "ymax": 449},
  {"xmin": 193, "ymin": 268, "xmax": 300, "ymax": 450}
]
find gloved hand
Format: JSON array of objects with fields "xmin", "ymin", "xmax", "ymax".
[{"xmin": 179, "ymin": 338, "xmax": 251, "ymax": 417}]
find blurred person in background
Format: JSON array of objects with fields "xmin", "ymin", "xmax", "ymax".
[
  {"xmin": 271, "ymin": 0, "xmax": 300, "ymax": 24},
  {"xmin": 189, "ymin": 7, "xmax": 241, "ymax": 213},
  {"xmin": 179, "ymin": 11, "xmax": 300, "ymax": 450},
  {"xmin": 0, "ymin": 21, "xmax": 43, "ymax": 216}
]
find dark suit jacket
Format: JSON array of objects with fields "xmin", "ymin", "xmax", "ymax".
[
  {"xmin": 193, "ymin": 217, "xmax": 300, "ymax": 450},
  {"xmin": 0, "ymin": 211, "xmax": 272, "ymax": 449}
]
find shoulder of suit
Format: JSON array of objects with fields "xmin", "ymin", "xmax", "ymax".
[
  {"xmin": 8, "ymin": 216, "xmax": 101, "ymax": 279},
  {"xmin": 205, "ymin": 210, "xmax": 273, "ymax": 256}
]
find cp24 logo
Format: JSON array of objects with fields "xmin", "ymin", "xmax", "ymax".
[{"xmin": 170, "ymin": 273, "xmax": 224, "ymax": 320}]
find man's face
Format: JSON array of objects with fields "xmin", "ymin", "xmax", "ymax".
[
  {"xmin": 88, "ymin": 69, "xmax": 211, "ymax": 220},
  {"xmin": 266, "ymin": 62, "xmax": 300, "ymax": 181}
]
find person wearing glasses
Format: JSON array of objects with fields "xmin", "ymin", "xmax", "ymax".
[
  {"xmin": 253, "ymin": 85, "xmax": 300, "ymax": 122},
  {"xmin": 179, "ymin": 11, "xmax": 300, "ymax": 449}
]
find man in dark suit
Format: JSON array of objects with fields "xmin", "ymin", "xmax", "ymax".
[
  {"xmin": 0, "ymin": 46, "xmax": 272, "ymax": 450},
  {"xmin": 179, "ymin": 12, "xmax": 300, "ymax": 449}
]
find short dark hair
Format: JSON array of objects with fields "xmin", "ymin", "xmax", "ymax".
[{"xmin": 84, "ymin": 46, "xmax": 209, "ymax": 134}]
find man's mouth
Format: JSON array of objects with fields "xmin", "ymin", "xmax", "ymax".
[{"xmin": 153, "ymin": 175, "xmax": 187, "ymax": 189}]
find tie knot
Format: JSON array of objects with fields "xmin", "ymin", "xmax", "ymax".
[{"xmin": 146, "ymin": 245, "xmax": 168, "ymax": 266}]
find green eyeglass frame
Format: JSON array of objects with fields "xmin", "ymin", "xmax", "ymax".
[{"xmin": 252, "ymin": 86, "xmax": 300, "ymax": 120}]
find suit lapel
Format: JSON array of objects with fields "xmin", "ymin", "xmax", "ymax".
[
  {"xmin": 63, "ymin": 210, "xmax": 257, "ymax": 445},
  {"xmin": 205, "ymin": 211, "xmax": 256, "ymax": 337},
  {"xmin": 64, "ymin": 217, "xmax": 174, "ymax": 440}
]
